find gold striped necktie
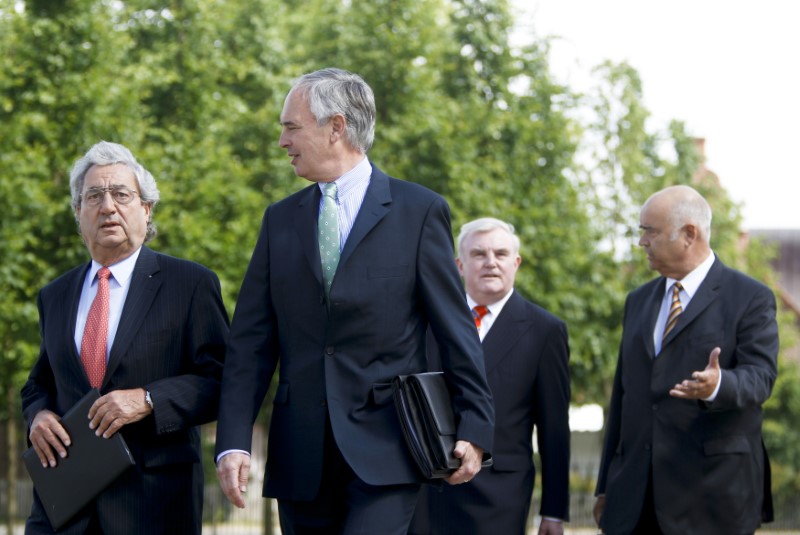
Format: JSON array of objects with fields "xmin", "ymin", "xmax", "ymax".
[{"xmin": 663, "ymin": 282, "xmax": 683, "ymax": 340}]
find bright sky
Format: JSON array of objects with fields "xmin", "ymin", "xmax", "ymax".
[{"xmin": 512, "ymin": 0, "xmax": 800, "ymax": 230}]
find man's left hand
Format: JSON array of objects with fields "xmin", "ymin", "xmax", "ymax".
[
  {"xmin": 669, "ymin": 346, "xmax": 721, "ymax": 400},
  {"xmin": 538, "ymin": 518, "xmax": 564, "ymax": 535},
  {"xmin": 88, "ymin": 388, "xmax": 153, "ymax": 438},
  {"xmin": 445, "ymin": 440, "xmax": 484, "ymax": 486}
]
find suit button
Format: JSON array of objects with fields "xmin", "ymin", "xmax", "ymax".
[
  {"xmin": 325, "ymin": 346, "xmax": 334, "ymax": 355},
  {"xmin": 645, "ymin": 443, "xmax": 651, "ymax": 451},
  {"xmin": 320, "ymin": 400, "xmax": 327, "ymax": 407},
  {"xmin": 652, "ymin": 404, "xmax": 658, "ymax": 410}
]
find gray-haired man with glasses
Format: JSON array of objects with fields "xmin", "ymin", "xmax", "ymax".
[{"xmin": 21, "ymin": 141, "xmax": 228, "ymax": 534}]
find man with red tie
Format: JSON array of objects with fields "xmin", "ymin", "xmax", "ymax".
[
  {"xmin": 411, "ymin": 217, "xmax": 571, "ymax": 535},
  {"xmin": 22, "ymin": 141, "xmax": 228, "ymax": 534}
]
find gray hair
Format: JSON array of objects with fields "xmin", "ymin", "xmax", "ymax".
[
  {"xmin": 70, "ymin": 141, "xmax": 160, "ymax": 242},
  {"xmin": 290, "ymin": 68, "xmax": 376, "ymax": 153},
  {"xmin": 667, "ymin": 186, "xmax": 712, "ymax": 243},
  {"xmin": 457, "ymin": 217, "xmax": 521, "ymax": 260}
]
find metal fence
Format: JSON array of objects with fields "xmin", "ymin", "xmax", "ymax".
[{"xmin": 4, "ymin": 477, "xmax": 800, "ymax": 535}]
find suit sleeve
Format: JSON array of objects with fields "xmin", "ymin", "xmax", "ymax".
[
  {"xmin": 712, "ymin": 282, "xmax": 778, "ymax": 411},
  {"xmin": 535, "ymin": 319, "xmax": 571, "ymax": 520},
  {"xmin": 595, "ymin": 295, "xmax": 630, "ymax": 496},
  {"xmin": 147, "ymin": 267, "xmax": 229, "ymax": 433},
  {"xmin": 20, "ymin": 291, "xmax": 58, "ymax": 428},
  {"xmin": 215, "ymin": 209, "xmax": 281, "ymax": 455},
  {"xmin": 416, "ymin": 196, "xmax": 494, "ymax": 454}
]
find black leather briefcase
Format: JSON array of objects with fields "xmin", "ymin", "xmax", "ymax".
[{"xmin": 392, "ymin": 372, "xmax": 491, "ymax": 479}]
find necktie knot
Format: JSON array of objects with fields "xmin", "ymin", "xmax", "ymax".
[
  {"xmin": 98, "ymin": 266, "xmax": 111, "ymax": 281},
  {"xmin": 322, "ymin": 182, "xmax": 337, "ymax": 200},
  {"xmin": 472, "ymin": 305, "xmax": 489, "ymax": 330}
]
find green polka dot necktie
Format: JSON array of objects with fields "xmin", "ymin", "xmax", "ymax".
[{"xmin": 319, "ymin": 182, "xmax": 340, "ymax": 298}]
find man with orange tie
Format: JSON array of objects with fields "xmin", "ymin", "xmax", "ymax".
[
  {"xmin": 594, "ymin": 185, "xmax": 778, "ymax": 535},
  {"xmin": 21, "ymin": 141, "xmax": 228, "ymax": 534},
  {"xmin": 411, "ymin": 217, "xmax": 571, "ymax": 535}
]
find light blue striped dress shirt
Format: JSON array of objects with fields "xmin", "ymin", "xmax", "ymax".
[{"xmin": 318, "ymin": 157, "xmax": 372, "ymax": 251}]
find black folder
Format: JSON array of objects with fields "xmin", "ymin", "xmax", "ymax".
[
  {"xmin": 392, "ymin": 372, "xmax": 492, "ymax": 479},
  {"xmin": 22, "ymin": 388, "xmax": 135, "ymax": 530}
]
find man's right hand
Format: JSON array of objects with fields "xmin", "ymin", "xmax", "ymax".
[
  {"xmin": 29, "ymin": 409, "xmax": 71, "ymax": 468},
  {"xmin": 216, "ymin": 452, "xmax": 251, "ymax": 508},
  {"xmin": 593, "ymin": 494, "xmax": 606, "ymax": 528}
]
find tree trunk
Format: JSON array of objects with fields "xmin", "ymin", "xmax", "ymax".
[{"xmin": 5, "ymin": 386, "xmax": 20, "ymax": 535}]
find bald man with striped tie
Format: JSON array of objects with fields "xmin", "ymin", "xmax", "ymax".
[{"xmin": 594, "ymin": 185, "xmax": 779, "ymax": 535}]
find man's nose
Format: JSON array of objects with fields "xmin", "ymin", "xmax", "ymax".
[{"xmin": 99, "ymin": 191, "xmax": 117, "ymax": 212}]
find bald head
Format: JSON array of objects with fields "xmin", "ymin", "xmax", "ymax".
[
  {"xmin": 638, "ymin": 185, "xmax": 713, "ymax": 279},
  {"xmin": 645, "ymin": 185, "xmax": 712, "ymax": 243}
]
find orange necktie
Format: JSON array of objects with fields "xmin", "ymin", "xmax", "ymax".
[
  {"xmin": 472, "ymin": 305, "xmax": 489, "ymax": 330},
  {"xmin": 81, "ymin": 267, "xmax": 111, "ymax": 388}
]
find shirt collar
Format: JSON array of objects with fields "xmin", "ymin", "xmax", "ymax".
[
  {"xmin": 666, "ymin": 250, "xmax": 715, "ymax": 299},
  {"xmin": 89, "ymin": 247, "xmax": 142, "ymax": 286},
  {"xmin": 466, "ymin": 288, "xmax": 515, "ymax": 316},
  {"xmin": 318, "ymin": 156, "xmax": 371, "ymax": 200}
]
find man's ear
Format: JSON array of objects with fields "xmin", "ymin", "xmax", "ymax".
[
  {"xmin": 330, "ymin": 114, "xmax": 346, "ymax": 142},
  {"xmin": 683, "ymin": 224, "xmax": 698, "ymax": 247}
]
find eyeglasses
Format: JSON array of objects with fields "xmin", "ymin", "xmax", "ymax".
[{"xmin": 81, "ymin": 186, "xmax": 139, "ymax": 206}]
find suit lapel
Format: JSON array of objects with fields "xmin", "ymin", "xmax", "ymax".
[
  {"xmin": 481, "ymin": 292, "xmax": 528, "ymax": 375},
  {"xmin": 641, "ymin": 279, "xmax": 665, "ymax": 358},
  {"xmin": 104, "ymin": 247, "xmax": 161, "ymax": 384},
  {"xmin": 294, "ymin": 184, "xmax": 324, "ymax": 286},
  {"xmin": 66, "ymin": 263, "xmax": 93, "ymax": 386},
  {"xmin": 662, "ymin": 258, "xmax": 723, "ymax": 348},
  {"xmin": 338, "ymin": 167, "xmax": 391, "ymax": 268}
]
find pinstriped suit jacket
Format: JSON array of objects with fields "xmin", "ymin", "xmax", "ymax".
[{"xmin": 21, "ymin": 246, "xmax": 228, "ymax": 534}]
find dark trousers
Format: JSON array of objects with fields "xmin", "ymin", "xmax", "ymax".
[
  {"xmin": 633, "ymin": 471, "xmax": 663, "ymax": 535},
  {"xmin": 632, "ymin": 473, "xmax": 755, "ymax": 535},
  {"xmin": 277, "ymin": 420, "xmax": 419, "ymax": 535}
]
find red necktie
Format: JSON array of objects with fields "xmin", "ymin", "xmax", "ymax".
[
  {"xmin": 81, "ymin": 267, "xmax": 111, "ymax": 388},
  {"xmin": 472, "ymin": 305, "xmax": 489, "ymax": 330}
]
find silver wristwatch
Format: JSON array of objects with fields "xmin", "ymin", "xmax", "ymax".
[{"xmin": 145, "ymin": 390, "xmax": 154, "ymax": 410}]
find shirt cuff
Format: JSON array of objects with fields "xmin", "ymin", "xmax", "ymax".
[
  {"xmin": 215, "ymin": 449, "xmax": 250, "ymax": 465},
  {"xmin": 703, "ymin": 372, "xmax": 723, "ymax": 402}
]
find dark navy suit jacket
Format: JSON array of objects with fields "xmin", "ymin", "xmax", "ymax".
[
  {"xmin": 411, "ymin": 290, "xmax": 571, "ymax": 535},
  {"xmin": 215, "ymin": 165, "xmax": 494, "ymax": 501},
  {"xmin": 596, "ymin": 258, "xmax": 778, "ymax": 535}
]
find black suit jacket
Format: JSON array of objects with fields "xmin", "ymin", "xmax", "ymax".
[
  {"xmin": 215, "ymin": 165, "xmax": 494, "ymax": 501},
  {"xmin": 411, "ymin": 291, "xmax": 571, "ymax": 535},
  {"xmin": 21, "ymin": 246, "xmax": 228, "ymax": 534},
  {"xmin": 596, "ymin": 257, "xmax": 778, "ymax": 535}
]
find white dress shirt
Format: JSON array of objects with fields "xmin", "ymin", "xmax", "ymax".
[
  {"xmin": 74, "ymin": 247, "xmax": 141, "ymax": 361},
  {"xmin": 653, "ymin": 250, "xmax": 721, "ymax": 401},
  {"xmin": 466, "ymin": 289, "xmax": 514, "ymax": 341}
]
